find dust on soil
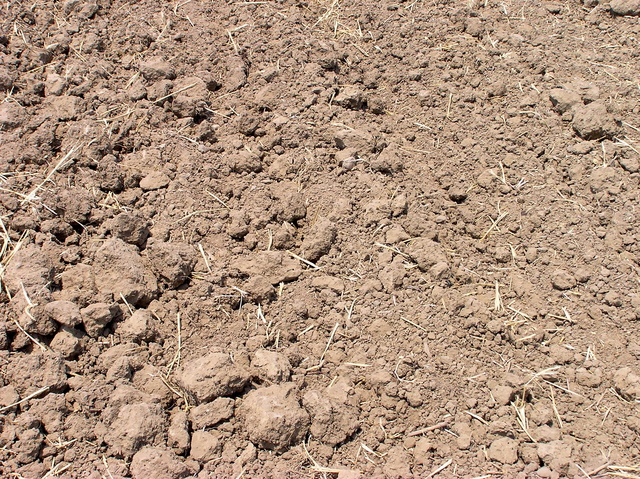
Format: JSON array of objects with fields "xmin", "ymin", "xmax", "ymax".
[{"xmin": 1, "ymin": 0, "xmax": 640, "ymax": 478}]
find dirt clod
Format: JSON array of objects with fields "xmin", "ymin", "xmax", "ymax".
[
  {"xmin": 139, "ymin": 58, "xmax": 176, "ymax": 81},
  {"xmin": 5, "ymin": 353, "xmax": 68, "ymax": 394},
  {"xmin": 80, "ymin": 303, "xmax": 116, "ymax": 337},
  {"xmin": 551, "ymin": 269, "xmax": 577, "ymax": 290},
  {"xmin": 406, "ymin": 238, "xmax": 449, "ymax": 275},
  {"xmin": 301, "ymin": 218, "xmax": 337, "ymax": 262},
  {"xmin": 130, "ymin": 447, "xmax": 192, "ymax": 479},
  {"xmin": 610, "ymin": 0, "xmax": 640, "ymax": 15},
  {"xmin": 117, "ymin": 309, "xmax": 158, "ymax": 343},
  {"xmin": 93, "ymin": 238, "xmax": 158, "ymax": 306},
  {"xmin": 104, "ymin": 402, "xmax": 167, "ymax": 458},
  {"xmin": 3, "ymin": 245, "xmax": 56, "ymax": 296},
  {"xmin": 613, "ymin": 367, "xmax": 640, "ymax": 400},
  {"xmin": 232, "ymin": 251, "xmax": 302, "ymax": 285},
  {"xmin": 572, "ymin": 102, "xmax": 621, "ymax": 140},
  {"xmin": 139, "ymin": 171, "xmax": 171, "ymax": 191},
  {"xmin": 44, "ymin": 300, "xmax": 82, "ymax": 327},
  {"xmin": 105, "ymin": 212, "xmax": 150, "ymax": 246},
  {"xmin": 488, "ymin": 437, "xmax": 519, "ymax": 464},
  {"xmin": 251, "ymin": 350, "xmax": 292, "ymax": 383},
  {"xmin": 49, "ymin": 326, "xmax": 82, "ymax": 359},
  {"xmin": 549, "ymin": 89, "xmax": 581, "ymax": 114},
  {"xmin": 178, "ymin": 352, "xmax": 250, "ymax": 403},
  {"xmin": 189, "ymin": 430, "xmax": 222, "ymax": 463},
  {"xmin": 238, "ymin": 383, "xmax": 309, "ymax": 452},
  {"xmin": 167, "ymin": 411, "xmax": 190, "ymax": 455},
  {"xmin": 146, "ymin": 241, "xmax": 196, "ymax": 289},
  {"xmin": 189, "ymin": 397, "xmax": 234, "ymax": 430},
  {"xmin": 303, "ymin": 388, "xmax": 359, "ymax": 447}
]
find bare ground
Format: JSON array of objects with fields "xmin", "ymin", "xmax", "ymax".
[{"xmin": 1, "ymin": 0, "xmax": 640, "ymax": 478}]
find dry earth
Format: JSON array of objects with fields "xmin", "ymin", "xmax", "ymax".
[{"xmin": 1, "ymin": 0, "xmax": 640, "ymax": 478}]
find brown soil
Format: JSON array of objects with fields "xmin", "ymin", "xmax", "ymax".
[{"xmin": 1, "ymin": 0, "xmax": 640, "ymax": 478}]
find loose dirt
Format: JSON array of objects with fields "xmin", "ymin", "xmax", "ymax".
[{"xmin": 1, "ymin": 0, "xmax": 640, "ymax": 478}]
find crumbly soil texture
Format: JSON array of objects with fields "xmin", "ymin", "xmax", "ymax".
[{"xmin": 1, "ymin": 0, "xmax": 640, "ymax": 478}]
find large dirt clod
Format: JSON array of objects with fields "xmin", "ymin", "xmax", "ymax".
[
  {"xmin": 130, "ymin": 447, "xmax": 192, "ymax": 479},
  {"xmin": 178, "ymin": 352, "xmax": 250, "ymax": 403},
  {"xmin": 303, "ymin": 388, "xmax": 359, "ymax": 447},
  {"xmin": 104, "ymin": 402, "xmax": 167, "ymax": 458},
  {"xmin": 238, "ymin": 383, "xmax": 309, "ymax": 452},
  {"xmin": 93, "ymin": 238, "xmax": 158, "ymax": 306}
]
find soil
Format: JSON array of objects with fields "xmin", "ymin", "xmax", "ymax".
[{"xmin": 1, "ymin": 0, "xmax": 640, "ymax": 478}]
